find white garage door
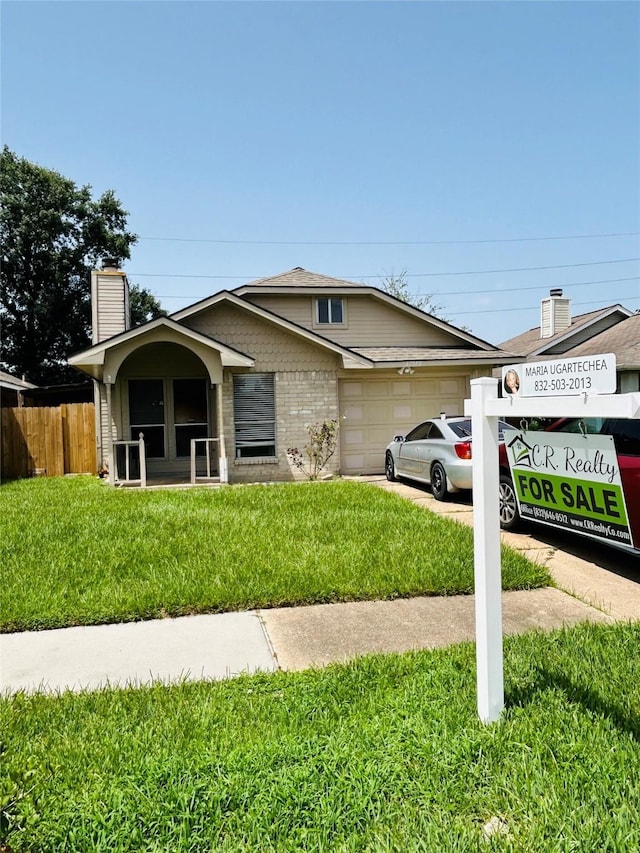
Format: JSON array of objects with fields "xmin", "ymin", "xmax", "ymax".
[{"xmin": 339, "ymin": 374, "xmax": 469, "ymax": 475}]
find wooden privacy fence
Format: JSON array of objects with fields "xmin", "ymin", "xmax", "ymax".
[{"xmin": 1, "ymin": 403, "xmax": 96, "ymax": 481}]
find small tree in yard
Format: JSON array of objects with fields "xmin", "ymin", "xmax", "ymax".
[{"xmin": 287, "ymin": 420, "xmax": 340, "ymax": 480}]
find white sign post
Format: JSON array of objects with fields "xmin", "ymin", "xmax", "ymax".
[
  {"xmin": 465, "ymin": 375, "xmax": 640, "ymax": 725},
  {"xmin": 468, "ymin": 379, "xmax": 503, "ymax": 724}
]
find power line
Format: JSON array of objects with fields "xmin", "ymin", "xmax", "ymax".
[
  {"xmin": 137, "ymin": 230, "xmax": 640, "ymax": 246},
  {"xmin": 129, "ymin": 257, "xmax": 640, "ymax": 281},
  {"xmin": 153, "ymin": 276, "xmax": 640, "ymax": 301},
  {"xmin": 450, "ymin": 295, "xmax": 640, "ymax": 317},
  {"xmin": 413, "ymin": 276, "xmax": 639, "ymax": 298},
  {"xmin": 402, "ymin": 258, "xmax": 640, "ymax": 279}
]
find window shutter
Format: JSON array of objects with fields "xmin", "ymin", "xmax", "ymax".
[{"xmin": 233, "ymin": 374, "xmax": 276, "ymax": 456}]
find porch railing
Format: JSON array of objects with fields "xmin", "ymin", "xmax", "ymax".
[
  {"xmin": 191, "ymin": 437, "xmax": 227, "ymax": 484},
  {"xmin": 113, "ymin": 433, "xmax": 147, "ymax": 488}
]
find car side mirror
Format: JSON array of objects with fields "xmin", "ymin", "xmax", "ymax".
[{"xmin": 393, "ymin": 435, "xmax": 405, "ymax": 443}]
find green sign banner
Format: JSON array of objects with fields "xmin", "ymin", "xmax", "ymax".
[{"xmin": 503, "ymin": 428, "xmax": 634, "ymax": 548}]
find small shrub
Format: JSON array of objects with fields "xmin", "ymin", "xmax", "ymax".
[{"xmin": 287, "ymin": 419, "xmax": 340, "ymax": 480}]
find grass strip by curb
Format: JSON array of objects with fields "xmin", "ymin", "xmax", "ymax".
[{"xmin": 1, "ymin": 622, "xmax": 638, "ymax": 851}]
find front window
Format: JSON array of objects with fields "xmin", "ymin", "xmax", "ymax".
[
  {"xmin": 316, "ymin": 297, "xmax": 343, "ymax": 324},
  {"xmin": 233, "ymin": 373, "xmax": 276, "ymax": 458}
]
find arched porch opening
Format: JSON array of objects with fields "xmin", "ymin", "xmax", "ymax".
[{"xmin": 113, "ymin": 341, "xmax": 225, "ymax": 484}]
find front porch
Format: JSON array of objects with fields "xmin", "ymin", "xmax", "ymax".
[
  {"xmin": 67, "ymin": 315, "xmax": 256, "ymax": 489},
  {"xmin": 110, "ymin": 434, "xmax": 227, "ymax": 488}
]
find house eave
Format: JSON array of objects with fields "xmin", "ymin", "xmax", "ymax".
[
  {"xmin": 368, "ymin": 355, "xmax": 516, "ymax": 369},
  {"xmin": 236, "ymin": 282, "xmax": 498, "ymax": 352},
  {"xmin": 68, "ymin": 317, "xmax": 254, "ymax": 381},
  {"xmin": 172, "ymin": 291, "xmax": 374, "ymax": 368}
]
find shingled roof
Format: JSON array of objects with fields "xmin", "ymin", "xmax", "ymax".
[
  {"xmin": 235, "ymin": 267, "xmax": 368, "ymax": 290},
  {"xmin": 350, "ymin": 346, "xmax": 514, "ymax": 365},
  {"xmin": 499, "ymin": 304, "xmax": 632, "ymax": 357},
  {"xmin": 565, "ymin": 313, "xmax": 640, "ymax": 368}
]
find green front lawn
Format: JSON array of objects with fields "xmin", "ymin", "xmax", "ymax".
[
  {"xmin": 2, "ymin": 622, "xmax": 639, "ymax": 851},
  {"xmin": 0, "ymin": 476, "xmax": 549, "ymax": 632}
]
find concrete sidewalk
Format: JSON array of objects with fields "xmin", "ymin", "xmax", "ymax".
[{"xmin": 2, "ymin": 478, "xmax": 638, "ymax": 695}]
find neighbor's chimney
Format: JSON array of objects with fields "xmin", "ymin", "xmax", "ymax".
[
  {"xmin": 540, "ymin": 288, "xmax": 571, "ymax": 338},
  {"xmin": 91, "ymin": 258, "xmax": 131, "ymax": 343}
]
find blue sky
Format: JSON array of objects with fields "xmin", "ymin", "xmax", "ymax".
[{"xmin": 2, "ymin": 0, "xmax": 639, "ymax": 344}]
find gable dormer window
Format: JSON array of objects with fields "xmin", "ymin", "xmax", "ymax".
[{"xmin": 316, "ymin": 297, "xmax": 344, "ymax": 325}]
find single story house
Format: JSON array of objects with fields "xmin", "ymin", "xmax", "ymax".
[
  {"xmin": 69, "ymin": 262, "xmax": 516, "ymax": 485},
  {"xmin": 499, "ymin": 289, "xmax": 638, "ymax": 392}
]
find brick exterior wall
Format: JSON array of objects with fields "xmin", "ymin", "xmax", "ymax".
[{"xmin": 221, "ymin": 369, "xmax": 340, "ymax": 483}]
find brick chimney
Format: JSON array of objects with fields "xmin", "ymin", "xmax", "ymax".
[
  {"xmin": 91, "ymin": 258, "xmax": 130, "ymax": 343},
  {"xmin": 540, "ymin": 288, "xmax": 571, "ymax": 338}
]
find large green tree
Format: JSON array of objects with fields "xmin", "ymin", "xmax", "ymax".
[
  {"xmin": 0, "ymin": 147, "xmax": 163, "ymax": 386},
  {"xmin": 129, "ymin": 285, "xmax": 167, "ymax": 326}
]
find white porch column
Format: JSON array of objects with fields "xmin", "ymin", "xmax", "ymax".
[
  {"xmin": 105, "ymin": 376, "xmax": 114, "ymax": 482},
  {"xmin": 216, "ymin": 382, "xmax": 228, "ymax": 484}
]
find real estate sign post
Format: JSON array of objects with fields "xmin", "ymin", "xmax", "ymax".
[{"xmin": 466, "ymin": 363, "xmax": 640, "ymax": 725}]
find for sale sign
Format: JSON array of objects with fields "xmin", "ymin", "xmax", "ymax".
[{"xmin": 503, "ymin": 428, "xmax": 634, "ymax": 548}]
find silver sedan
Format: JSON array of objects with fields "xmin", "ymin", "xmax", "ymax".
[{"xmin": 384, "ymin": 416, "xmax": 510, "ymax": 501}]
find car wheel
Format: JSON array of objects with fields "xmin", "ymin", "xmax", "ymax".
[
  {"xmin": 385, "ymin": 451, "xmax": 398, "ymax": 482},
  {"xmin": 499, "ymin": 474, "xmax": 520, "ymax": 531},
  {"xmin": 430, "ymin": 462, "xmax": 448, "ymax": 501}
]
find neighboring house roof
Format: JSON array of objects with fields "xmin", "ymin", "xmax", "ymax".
[
  {"xmin": 500, "ymin": 304, "xmax": 633, "ymax": 358},
  {"xmin": 0, "ymin": 370, "xmax": 37, "ymax": 391},
  {"xmin": 563, "ymin": 313, "xmax": 640, "ymax": 369},
  {"xmin": 22, "ymin": 382, "xmax": 93, "ymax": 405}
]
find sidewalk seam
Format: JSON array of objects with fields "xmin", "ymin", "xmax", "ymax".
[{"xmin": 255, "ymin": 609, "xmax": 281, "ymax": 672}]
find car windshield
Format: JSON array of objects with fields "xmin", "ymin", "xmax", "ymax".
[
  {"xmin": 552, "ymin": 418, "xmax": 640, "ymax": 456},
  {"xmin": 551, "ymin": 418, "xmax": 606, "ymax": 435}
]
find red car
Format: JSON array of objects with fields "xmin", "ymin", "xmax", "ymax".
[{"xmin": 498, "ymin": 417, "xmax": 640, "ymax": 555}]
